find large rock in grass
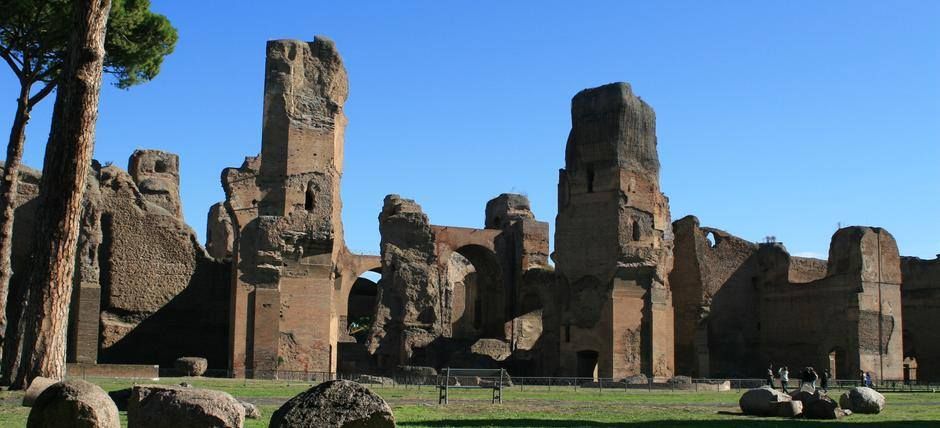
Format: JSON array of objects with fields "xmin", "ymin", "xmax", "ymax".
[
  {"xmin": 789, "ymin": 389, "xmax": 817, "ymax": 404},
  {"xmin": 839, "ymin": 387, "xmax": 885, "ymax": 414},
  {"xmin": 240, "ymin": 400, "xmax": 262, "ymax": 419},
  {"xmin": 128, "ymin": 384, "xmax": 244, "ymax": 428},
  {"xmin": 803, "ymin": 394, "xmax": 845, "ymax": 420},
  {"xmin": 739, "ymin": 386, "xmax": 792, "ymax": 416},
  {"xmin": 771, "ymin": 400, "xmax": 803, "ymax": 417},
  {"xmin": 22, "ymin": 377, "xmax": 57, "ymax": 407},
  {"xmin": 27, "ymin": 379, "xmax": 119, "ymax": 428},
  {"xmin": 269, "ymin": 380, "xmax": 395, "ymax": 428},
  {"xmin": 174, "ymin": 357, "xmax": 208, "ymax": 377}
]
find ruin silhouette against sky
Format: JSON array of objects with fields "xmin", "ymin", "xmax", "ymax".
[{"xmin": 0, "ymin": 1, "xmax": 937, "ymax": 258}]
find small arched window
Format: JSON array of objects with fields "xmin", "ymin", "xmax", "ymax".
[{"xmin": 632, "ymin": 220, "xmax": 641, "ymax": 241}]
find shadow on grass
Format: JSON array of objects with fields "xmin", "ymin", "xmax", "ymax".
[{"xmin": 399, "ymin": 420, "xmax": 938, "ymax": 427}]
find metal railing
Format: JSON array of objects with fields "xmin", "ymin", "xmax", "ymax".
[{"xmin": 65, "ymin": 367, "xmax": 940, "ymax": 394}]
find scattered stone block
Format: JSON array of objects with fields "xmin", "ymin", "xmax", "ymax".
[
  {"xmin": 270, "ymin": 380, "xmax": 394, "ymax": 428},
  {"xmin": 174, "ymin": 357, "xmax": 208, "ymax": 377},
  {"xmin": 22, "ymin": 377, "xmax": 57, "ymax": 407},
  {"xmin": 803, "ymin": 394, "xmax": 845, "ymax": 420},
  {"xmin": 239, "ymin": 400, "xmax": 261, "ymax": 419},
  {"xmin": 354, "ymin": 375, "xmax": 395, "ymax": 386},
  {"xmin": 839, "ymin": 387, "xmax": 885, "ymax": 414},
  {"xmin": 739, "ymin": 386, "xmax": 792, "ymax": 416},
  {"xmin": 128, "ymin": 384, "xmax": 244, "ymax": 428},
  {"xmin": 623, "ymin": 374, "xmax": 648, "ymax": 385},
  {"xmin": 771, "ymin": 400, "xmax": 803, "ymax": 417},
  {"xmin": 27, "ymin": 379, "xmax": 119, "ymax": 428}
]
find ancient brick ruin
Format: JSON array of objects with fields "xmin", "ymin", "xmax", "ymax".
[{"xmin": 3, "ymin": 36, "xmax": 938, "ymax": 382}]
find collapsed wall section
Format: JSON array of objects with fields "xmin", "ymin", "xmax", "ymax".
[
  {"xmin": 93, "ymin": 152, "xmax": 230, "ymax": 368},
  {"xmin": 669, "ymin": 216, "xmax": 761, "ymax": 378},
  {"xmin": 366, "ymin": 195, "xmax": 444, "ymax": 368},
  {"xmin": 900, "ymin": 256, "xmax": 940, "ymax": 381},
  {"xmin": 756, "ymin": 227, "xmax": 903, "ymax": 381}
]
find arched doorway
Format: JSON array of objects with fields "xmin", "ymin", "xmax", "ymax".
[
  {"xmin": 448, "ymin": 245, "xmax": 505, "ymax": 340},
  {"xmin": 346, "ymin": 270, "xmax": 380, "ymax": 343},
  {"xmin": 338, "ymin": 269, "xmax": 381, "ymax": 373}
]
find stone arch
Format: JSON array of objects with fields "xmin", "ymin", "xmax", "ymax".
[{"xmin": 450, "ymin": 244, "xmax": 505, "ymax": 339}]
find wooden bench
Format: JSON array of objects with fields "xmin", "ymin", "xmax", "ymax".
[{"xmin": 437, "ymin": 368, "xmax": 507, "ymax": 404}]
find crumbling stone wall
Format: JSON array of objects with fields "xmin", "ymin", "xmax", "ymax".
[
  {"xmin": 672, "ymin": 222, "xmax": 904, "ymax": 381},
  {"xmin": 366, "ymin": 195, "xmax": 445, "ymax": 368},
  {"xmin": 363, "ymin": 193, "xmax": 554, "ymax": 373},
  {"xmin": 900, "ymin": 256, "xmax": 940, "ymax": 381},
  {"xmin": 554, "ymin": 82, "xmax": 674, "ymax": 379},
  {"xmin": 6, "ymin": 153, "xmax": 231, "ymax": 370},
  {"xmin": 670, "ymin": 216, "xmax": 761, "ymax": 378},
  {"xmin": 92, "ymin": 153, "xmax": 230, "ymax": 369},
  {"xmin": 205, "ymin": 202, "xmax": 234, "ymax": 260},
  {"xmin": 222, "ymin": 36, "xmax": 352, "ymax": 377}
]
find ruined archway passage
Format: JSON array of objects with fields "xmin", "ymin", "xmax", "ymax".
[
  {"xmin": 347, "ymin": 271, "xmax": 380, "ymax": 343},
  {"xmin": 338, "ymin": 268, "xmax": 381, "ymax": 374},
  {"xmin": 450, "ymin": 244, "xmax": 506, "ymax": 340}
]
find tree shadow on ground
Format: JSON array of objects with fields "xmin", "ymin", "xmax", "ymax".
[{"xmin": 399, "ymin": 419, "xmax": 938, "ymax": 427}]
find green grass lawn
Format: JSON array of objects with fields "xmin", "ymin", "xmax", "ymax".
[{"xmin": 2, "ymin": 377, "xmax": 939, "ymax": 427}]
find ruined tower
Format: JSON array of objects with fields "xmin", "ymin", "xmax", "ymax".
[
  {"xmin": 554, "ymin": 83, "xmax": 674, "ymax": 379},
  {"xmin": 223, "ymin": 37, "xmax": 349, "ymax": 377}
]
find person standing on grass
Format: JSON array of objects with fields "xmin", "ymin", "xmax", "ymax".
[
  {"xmin": 807, "ymin": 367, "xmax": 818, "ymax": 391},
  {"xmin": 865, "ymin": 372, "xmax": 873, "ymax": 388},
  {"xmin": 778, "ymin": 366, "xmax": 790, "ymax": 393},
  {"xmin": 766, "ymin": 364, "xmax": 775, "ymax": 389},
  {"xmin": 821, "ymin": 368, "xmax": 830, "ymax": 393}
]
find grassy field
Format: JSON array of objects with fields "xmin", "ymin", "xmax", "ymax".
[{"xmin": 2, "ymin": 377, "xmax": 939, "ymax": 427}]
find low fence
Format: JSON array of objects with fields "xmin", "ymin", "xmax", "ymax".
[{"xmin": 65, "ymin": 367, "xmax": 940, "ymax": 394}]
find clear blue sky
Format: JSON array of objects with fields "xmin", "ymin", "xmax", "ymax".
[{"xmin": 2, "ymin": 1, "xmax": 938, "ymax": 259}]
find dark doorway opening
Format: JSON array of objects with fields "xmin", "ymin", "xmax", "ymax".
[{"xmin": 577, "ymin": 350, "xmax": 599, "ymax": 379}]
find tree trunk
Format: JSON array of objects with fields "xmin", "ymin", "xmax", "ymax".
[
  {"xmin": 8, "ymin": 0, "xmax": 112, "ymax": 389},
  {"xmin": 0, "ymin": 82, "xmax": 33, "ymax": 370}
]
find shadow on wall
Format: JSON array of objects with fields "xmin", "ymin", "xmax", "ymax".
[
  {"xmin": 704, "ymin": 251, "xmax": 761, "ymax": 378},
  {"xmin": 97, "ymin": 259, "xmax": 230, "ymax": 370}
]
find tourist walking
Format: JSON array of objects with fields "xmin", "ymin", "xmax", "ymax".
[
  {"xmin": 766, "ymin": 364, "xmax": 775, "ymax": 389},
  {"xmin": 778, "ymin": 366, "xmax": 790, "ymax": 393},
  {"xmin": 821, "ymin": 368, "xmax": 830, "ymax": 393},
  {"xmin": 864, "ymin": 371, "xmax": 873, "ymax": 388},
  {"xmin": 807, "ymin": 367, "xmax": 818, "ymax": 391}
]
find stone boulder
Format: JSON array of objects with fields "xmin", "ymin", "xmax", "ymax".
[
  {"xmin": 668, "ymin": 375, "xmax": 693, "ymax": 385},
  {"xmin": 393, "ymin": 365, "xmax": 437, "ymax": 384},
  {"xmin": 739, "ymin": 386, "xmax": 792, "ymax": 416},
  {"xmin": 239, "ymin": 400, "xmax": 261, "ymax": 419},
  {"xmin": 22, "ymin": 377, "xmax": 57, "ymax": 407},
  {"xmin": 789, "ymin": 389, "xmax": 816, "ymax": 403},
  {"xmin": 355, "ymin": 375, "xmax": 395, "ymax": 386},
  {"xmin": 269, "ymin": 380, "xmax": 395, "ymax": 428},
  {"xmin": 771, "ymin": 400, "xmax": 803, "ymax": 418},
  {"xmin": 27, "ymin": 379, "xmax": 119, "ymax": 428},
  {"xmin": 803, "ymin": 394, "xmax": 845, "ymax": 420},
  {"xmin": 128, "ymin": 384, "xmax": 244, "ymax": 428},
  {"xmin": 174, "ymin": 357, "xmax": 208, "ymax": 376},
  {"xmin": 623, "ymin": 374, "xmax": 648, "ymax": 385},
  {"xmin": 839, "ymin": 387, "xmax": 885, "ymax": 414}
]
